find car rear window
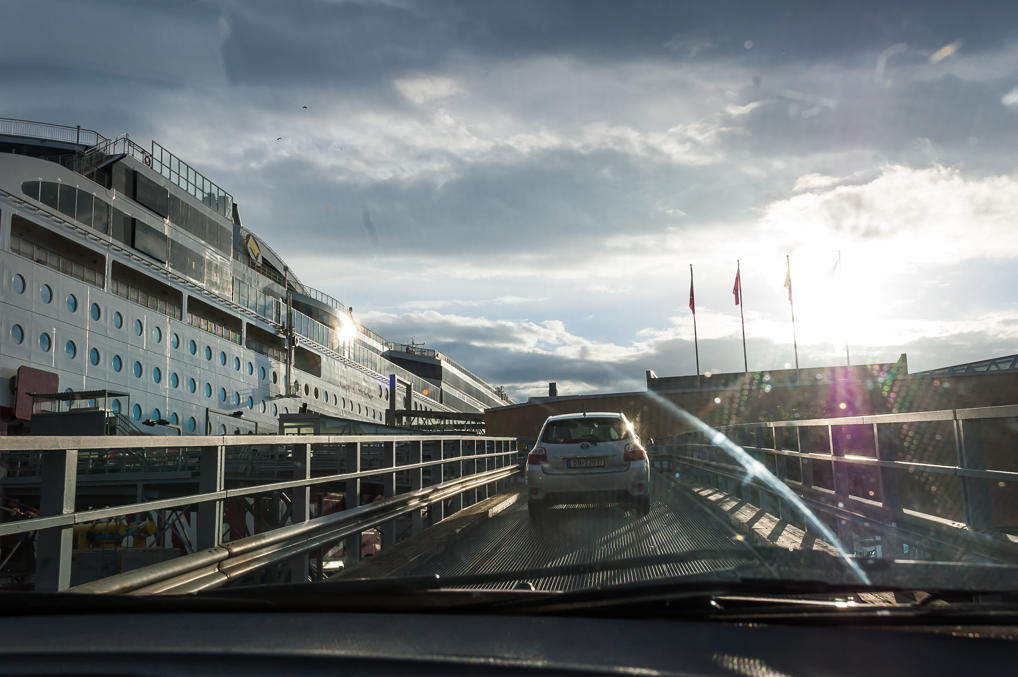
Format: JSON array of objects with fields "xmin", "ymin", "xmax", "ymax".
[{"xmin": 541, "ymin": 417, "xmax": 628, "ymax": 444}]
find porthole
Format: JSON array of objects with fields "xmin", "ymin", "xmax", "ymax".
[
  {"xmin": 10, "ymin": 324, "xmax": 23, "ymax": 345},
  {"xmin": 342, "ymin": 398, "xmax": 346, "ymax": 408},
  {"xmin": 219, "ymin": 387, "xmax": 226, "ymax": 402},
  {"xmin": 171, "ymin": 333, "xmax": 180, "ymax": 349},
  {"xmin": 39, "ymin": 332, "xmax": 51, "ymax": 352},
  {"xmin": 113, "ymin": 311, "xmax": 123, "ymax": 329},
  {"xmin": 132, "ymin": 403, "xmax": 142, "ymax": 420},
  {"xmin": 66, "ymin": 293, "xmax": 77, "ymax": 313},
  {"xmin": 314, "ymin": 387, "xmax": 319, "ymax": 399},
  {"xmin": 40, "ymin": 284, "xmax": 52, "ymax": 304},
  {"xmin": 219, "ymin": 351, "xmax": 226, "ymax": 366},
  {"xmin": 153, "ymin": 366, "xmax": 162, "ymax": 384},
  {"xmin": 187, "ymin": 417, "xmax": 197, "ymax": 432},
  {"xmin": 233, "ymin": 392, "xmax": 240, "ymax": 406},
  {"xmin": 304, "ymin": 384, "xmax": 309, "ymax": 396},
  {"xmin": 204, "ymin": 382, "xmax": 212, "ymax": 398},
  {"xmin": 90, "ymin": 302, "xmax": 101, "ymax": 321},
  {"xmin": 323, "ymin": 390, "xmax": 328, "ymax": 403},
  {"xmin": 169, "ymin": 412, "xmax": 179, "ymax": 426},
  {"xmin": 188, "ymin": 377, "xmax": 196, "ymax": 393},
  {"xmin": 259, "ymin": 366, "xmax": 266, "ymax": 380},
  {"xmin": 134, "ymin": 319, "xmax": 143, "ymax": 336},
  {"xmin": 205, "ymin": 346, "xmax": 212, "ymax": 360},
  {"xmin": 133, "ymin": 361, "xmax": 143, "ymax": 378},
  {"xmin": 153, "ymin": 326, "xmax": 162, "ymax": 343},
  {"xmin": 111, "ymin": 399, "xmax": 121, "ymax": 414},
  {"xmin": 65, "ymin": 340, "xmax": 76, "ymax": 359},
  {"xmin": 272, "ymin": 404, "xmax": 278, "ymax": 416},
  {"xmin": 89, "ymin": 347, "xmax": 100, "ymax": 365},
  {"xmin": 357, "ymin": 403, "xmax": 362, "ymax": 415},
  {"xmin": 152, "ymin": 408, "xmax": 161, "ymax": 421},
  {"xmin": 260, "ymin": 401, "xmax": 266, "ymax": 413},
  {"xmin": 283, "ymin": 407, "xmax": 289, "ymax": 414},
  {"xmin": 12, "ymin": 274, "xmax": 25, "ymax": 294},
  {"xmin": 247, "ymin": 395, "xmax": 254, "ymax": 409},
  {"xmin": 233, "ymin": 356, "xmax": 240, "ymax": 371},
  {"xmin": 271, "ymin": 371, "xmax": 278, "ymax": 384},
  {"xmin": 219, "ymin": 423, "xmax": 226, "ymax": 435},
  {"xmin": 247, "ymin": 361, "xmax": 254, "ymax": 375},
  {"xmin": 170, "ymin": 372, "xmax": 179, "ymax": 388},
  {"xmin": 378, "ymin": 385, "xmax": 383, "ymax": 398},
  {"xmin": 189, "ymin": 339, "xmax": 197, "ymax": 355},
  {"xmin": 112, "ymin": 355, "xmax": 122, "ymax": 372}
]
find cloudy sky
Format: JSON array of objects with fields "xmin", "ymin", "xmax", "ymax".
[{"xmin": 4, "ymin": 0, "xmax": 1018, "ymax": 398}]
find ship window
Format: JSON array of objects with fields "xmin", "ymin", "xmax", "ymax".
[
  {"xmin": 111, "ymin": 210, "xmax": 132, "ymax": 246},
  {"xmin": 220, "ymin": 351, "xmax": 227, "ymax": 366},
  {"xmin": 170, "ymin": 372, "xmax": 179, "ymax": 388},
  {"xmin": 219, "ymin": 423, "xmax": 227, "ymax": 435},
  {"xmin": 89, "ymin": 347, "xmax": 99, "ymax": 365},
  {"xmin": 342, "ymin": 398, "xmax": 346, "ymax": 408},
  {"xmin": 283, "ymin": 407, "xmax": 289, "ymax": 414},
  {"xmin": 40, "ymin": 284, "xmax": 52, "ymax": 304},
  {"xmin": 219, "ymin": 387, "xmax": 227, "ymax": 402},
  {"xmin": 272, "ymin": 404, "xmax": 278, "ymax": 416},
  {"xmin": 152, "ymin": 408, "xmax": 161, "ymax": 422},
  {"xmin": 247, "ymin": 395, "xmax": 254, "ymax": 409},
  {"xmin": 132, "ymin": 220, "xmax": 168, "ymax": 263},
  {"xmin": 188, "ymin": 377, "xmax": 196, "ymax": 393},
  {"xmin": 134, "ymin": 319, "xmax": 143, "ymax": 336},
  {"xmin": 323, "ymin": 390, "xmax": 328, "ymax": 402},
  {"xmin": 90, "ymin": 302, "xmax": 101, "ymax": 321},
  {"xmin": 75, "ymin": 191, "xmax": 93, "ymax": 228},
  {"xmin": 234, "ymin": 356, "xmax": 241, "ymax": 371},
  {"xmin": 11, "ymin": 324, "xmax": 24, "ymax": 345},
  {"xmin": 378, "ymin": 385, "xmax": 383, "ymax": 398},
  {"xmin": 57, "ymin": 182, "xmax": 76, "ymax": 218},
  {"xmin": 153, "ymin": 326, "xmax": 162, "ymax": 343},
  {"xmin": 260, "ymin": 401, "xmax": 266, "ymax": 413},
  {"xmin": 234, "ymin": 392, "xmax": 240, "ymax": 406},
  {"xmin": 314, "ymin": 387, "xmax": 319, "ymax": 399},
  {"xmin": 114, "ymin": 312, "xmax": 123, "ymax": 329},
  {"xmin": 187, "ymin": 417, "xmax": 196, "ymax": 432},
  {"xmin": 247, "ymin": 361, "xmax": 254, "ymax": 375},
  {"xmin": 170, "ymin": 412, "xmax": 179, "ymax": 426},
  {"xmin": 189, "ymin": 339, "xmax": 197, "ymax": 355},
  {"xmin": 304, "ymin": 384, "xmax": 310, "ymax": 396},
  {"xmin": 12, "ymin": 274, "xmax": 25, "ymax": 294},
  {"xmin": 111, "ymin": 399, "xmax": 121, "ymax": 414},
  {"xmin": 21, "ymin": 180, "xmax": 40, "ymax": 201},
  {"xmin": 112, "ymin": 355, "xmax": 122, "ymax": 372},
  {"xmin": 357, "ymin": 404, "xmax": 362, "ymax": 414},
  {"xmin": 91, "ymin": 200, "xmax": 110, "ymax": 235},
  {"xmin": 134, "ymin": 172, "xmax": 168, "ymax": 219},
  {"xmin": 65, "ymin": 340, "xmax": 76, "ymax": 359},
  {"xmin": 66, "ymin": 293, "xmax": 77, "ymax": 313},
  {"xmin": 153, "ymin": 367, "xmax": 162, "ymax": 384},
  {"xmin": 259, "ymin": 366, "xmax": 266, "ymax": 380},
  {"xmin": 205, "ymin": 346, "xmax": 213, "ymax": 360},
  {"xmin": 133, "ymin": 361, "xmax": 143, "ymax": 378},
  {"xmin": 40, "ymin": 332, "xmax": 51, "ymax": 352},
  {"xmin": 171, "ymin": 332, "xmax": 179, "ymax": 349},
  {"xmin": 204, "ymin": 383, "xmax": 212, "ymax": 398},
  {"xmin": 272, "ymin": 371, "xmax": 278, "ymax": 384},
  {"xmin": 132, "ymin": 404, "xmax": 142, "ymax": 420},
  {"xmin": 40, "ymin": 181, "xmax": 58, "ymax": 209}
]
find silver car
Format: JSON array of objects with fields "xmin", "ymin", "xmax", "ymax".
[{"xmin": 526, "ymin": 412, "xmax": 650, "ymax": 518}]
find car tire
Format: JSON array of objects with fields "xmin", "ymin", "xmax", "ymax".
[
  {"xmin": 638, "ymin": 496, "xmax": 650, "ymax": 516},
  {"xmin": 528, "ymin": 501, "xmax": 544, "ymax": 520}
]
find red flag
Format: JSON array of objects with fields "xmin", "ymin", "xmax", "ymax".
[
  {"xmin": 733, "ymin": 267, "xmax": 741, "ymax": 305},
  {"xmin": 688, "ymin": 271, "xmax": 695, "ymax": 314}
]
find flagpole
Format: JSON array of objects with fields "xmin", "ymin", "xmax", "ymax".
[
  {"xmin": 835, "ymin": 249, "xmax": 850, "ymax": 366},
  {"xmin": 737, "ymin": 259, "xmax": 748, "ymax": 372},
  {"xmin": 690, "ymin": 263, "xmax": 700, "ymax": 376},
  {"xmin": 786, "ymin": 254, "xmax": 799, "ymax": 370}
]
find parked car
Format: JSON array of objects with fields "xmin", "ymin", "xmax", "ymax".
[{"xmin": 526, "ymin": 412, "xmax": 650, "ymax": 518}]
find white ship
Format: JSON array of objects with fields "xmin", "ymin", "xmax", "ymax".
[{"xmin": 0, "ymin": 118, "xmax": 512, "ymax": 436}]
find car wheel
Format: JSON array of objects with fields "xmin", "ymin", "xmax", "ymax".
[{"xmin": 638, "ymin": 496, "xmax": 650, "ymax": 516}]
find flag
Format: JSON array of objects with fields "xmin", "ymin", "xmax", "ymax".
[
  {"xmin": 733, "ymin": 267, "xmax": 742, "ymax": 305},
  {"xmin": 688, "ymin": 270, "xmax": 695, "ymax": 314},
  {"xmin": 784, "ymin": 258, "xmax": 793, "ymax": 303}
]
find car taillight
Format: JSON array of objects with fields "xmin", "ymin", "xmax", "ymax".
[
  {"xmin": 527, "ymin": 446, "xmax": 548, "ymax": 465},
  {"xmin": 623, "ymin": 442, "xmax": 646, "ymax": 462}
]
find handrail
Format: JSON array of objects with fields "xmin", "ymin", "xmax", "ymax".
[
  {"xmin": 0, "ymin": 434, "xmax": 519, "ymax": 592},
  {"xmin": 0, "ymin": 117, "xmax": 107, "ymax": 146}
]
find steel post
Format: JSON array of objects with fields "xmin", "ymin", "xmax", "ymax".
[
  {"xmin": 343, "ymin": 443, "xmax": 361, "ymax": 566},
  {"xmin": 957, "ymin": 418, "xmax": 994, "ymax": 532},
  {"xmin": 196, "ymin": 446, "xmax": 224, "ymax": 550},
  {"xmin": 411, "ymin": 440, "xmax": 424, "ymax": 535},
  {"xmin": 37, "ymin": 449, "xmax": 77, "ymax": 592},
  {"xmin": 289, "ymin": 442, "xmax": 311, "ymax": 583},
  {"xmin": 381, "ymin": 441, "xmax": 396, "ymax": 548}
]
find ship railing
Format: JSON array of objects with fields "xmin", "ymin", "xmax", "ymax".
[
  {"xmin": 186, "ymin": 312, "xmax": 243, "ymax": 345},
  {"xmin": 110, "ymin": 278, "xmax": 182, "ymax": 320},
  {"xmin": 0, "ymin": 117, "xmax": 107, "ymax": 147},
  {"xmin": 10, "ymin": 233, "xmax": 104, "ymax": 288}
]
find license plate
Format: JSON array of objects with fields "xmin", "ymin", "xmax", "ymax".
[{"xmin": 566, "ymin": 457, "xmax": 606, "ymax": 469}]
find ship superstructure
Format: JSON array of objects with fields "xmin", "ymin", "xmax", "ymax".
[{"xmin": 0, "ymin": 119, "xmax": 512, "ymax": 435}]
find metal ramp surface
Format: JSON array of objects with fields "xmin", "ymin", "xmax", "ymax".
[{"xmin": 397, "ymin": 476, "xmax": 750, "ymax": 591}]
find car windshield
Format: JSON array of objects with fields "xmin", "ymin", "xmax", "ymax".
[{"xmin": 2, "ymin": 0, "xmax": 1018, "ymax": 617}]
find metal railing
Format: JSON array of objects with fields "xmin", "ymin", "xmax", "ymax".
[
  {"xmin": 0, "ymin": 434, "xmax": 518, "ymax": 593},
  {"xmin": 653, "ymin": 404, "xmax": 1018, "ymax": 562},
  {"xmin": 0, "ymin": 117, "xmax": 107, "ymax": 146}
]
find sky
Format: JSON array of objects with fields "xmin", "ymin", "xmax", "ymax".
[{"xmin": 3, "ymin": 0, "xmax": 1017, "ymax": 399}]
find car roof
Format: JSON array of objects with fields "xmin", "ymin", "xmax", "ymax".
[{"xmin": 543, "ymin": 412, "xmax": 626, "ymax": 423}]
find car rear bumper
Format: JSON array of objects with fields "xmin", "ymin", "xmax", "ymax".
[{"xmin": 526, "ymin": 460, "xmax": 649, "ymax": 503}]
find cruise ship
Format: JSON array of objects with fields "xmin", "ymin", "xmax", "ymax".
[{"xmin": 0, "ymin": 118, "xmax": 512, "ymax": 436}]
